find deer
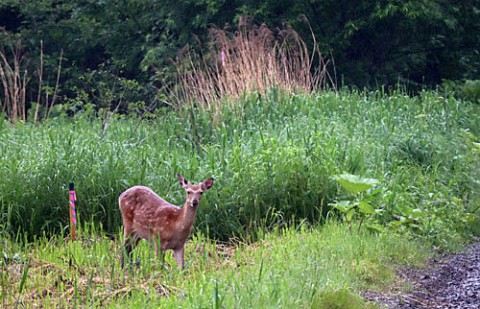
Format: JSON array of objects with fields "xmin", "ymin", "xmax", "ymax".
[{"xmin": 119, "ymin": 174, "xmax": 214, "ymax": 269}]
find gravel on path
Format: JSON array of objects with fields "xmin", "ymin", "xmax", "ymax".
[{"xmin": 364, "ymin": 240, "xmax": 480, "ymax": 309}]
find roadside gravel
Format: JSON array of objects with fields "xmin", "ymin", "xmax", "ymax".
[{"xmin": 365, "ymin": 239, "xmax": 480, "ymax": 309}]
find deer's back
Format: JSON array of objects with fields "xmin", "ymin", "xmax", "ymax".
[{"xmin": 119, "ymin": 186, "xmax": 181, "ymax": 239}]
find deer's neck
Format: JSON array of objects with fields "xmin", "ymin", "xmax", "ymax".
[{"xmin": 180, "ymin": 202, "xmax": 198, "ymax": 228}]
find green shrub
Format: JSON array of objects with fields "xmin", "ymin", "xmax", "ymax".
[{"xmin": 311, "ymin": 288, "xmax": 378, "ymax": 309}]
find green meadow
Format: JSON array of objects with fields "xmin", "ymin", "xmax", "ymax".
[{"xmin": 1, "ymin": 89, "xmax": 480, "ymax": 307}]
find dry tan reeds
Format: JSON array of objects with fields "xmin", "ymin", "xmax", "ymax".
[
  {"xmin": 0, "ymin": 41, "xmax": 28, "ymax": 122},
  {"xmin": 171, "ymin": 18, "xmax": 334, "ymax": 110},
  {"xmin": 0, "ymin": 41, "xmax": 63, "ymax": 123}
]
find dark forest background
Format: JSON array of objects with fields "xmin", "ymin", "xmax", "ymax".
[{"xmin": 1, "ymin": 0, "xmax": 480, "ymax": 116}]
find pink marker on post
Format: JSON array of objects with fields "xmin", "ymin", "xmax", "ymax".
[{"xmin": 69, "ymin": 182, "xmax": 77, "ymax": 240}]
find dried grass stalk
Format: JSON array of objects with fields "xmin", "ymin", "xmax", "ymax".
[
  {"xmin": 171, "ymin": 18, "xmax": 334, "ymax": 110},
  {"xmin": 1, "ymin": 41, "xmax": 63, "ymax": 123},
  {"xmin": 0, "ymin": 41, "xmax": 28, "ymax": 122}
]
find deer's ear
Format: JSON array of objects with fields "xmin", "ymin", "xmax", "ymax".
[
  {"xmin": 202, "ymin": 178, "xmax": 214, "ymax": 191},
  {"xmin": 177, "ymin": 174, "xmax": 189, "ymax": 188}
]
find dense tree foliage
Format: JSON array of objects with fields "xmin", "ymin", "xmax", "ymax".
[{"xmin": 1, "ymin": 0, "xmax": 479, "ymax": 112}]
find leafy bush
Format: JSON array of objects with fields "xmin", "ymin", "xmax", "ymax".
[
  {"xmin": 442, "ymin": 79, "xmax": 480, "ymax": 104},
  {"xmin": 462, "ymin": 80, "xmax": 480, "ymax": 104}
]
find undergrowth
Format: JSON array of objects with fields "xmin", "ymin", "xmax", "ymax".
[
  {"xmin": 0, "ymin": 89, "xmax": 479, "ymax": 249},
  {"xmin": 0, "ymin": 221, "xmax": 429, "ymax": 308}
]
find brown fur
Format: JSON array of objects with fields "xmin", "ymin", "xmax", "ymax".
[{"xmin": 119, "ymin": 174, "xmax": 214, "ymax": 269}]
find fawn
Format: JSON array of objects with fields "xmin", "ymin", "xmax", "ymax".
[{"xmin": 119, "ymin": 174, "xmax": 214, "ymax": 269}]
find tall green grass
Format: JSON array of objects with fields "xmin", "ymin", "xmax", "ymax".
[
  {"xmin": 0, "ymin": 221, "xmax": 429, "ymax": 308},
  {"xmin": 0, "ymin": 89, "xmax": 479, "ymax": 247}
]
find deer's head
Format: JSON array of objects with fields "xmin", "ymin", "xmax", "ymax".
[{"xmin": 178, "ymin": 174, "xmax": 214, "ymax": 207}]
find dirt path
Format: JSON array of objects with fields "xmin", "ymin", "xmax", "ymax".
[{"xmin": 365, "ymin": 240, "xmax": 480, "ymax": 308}]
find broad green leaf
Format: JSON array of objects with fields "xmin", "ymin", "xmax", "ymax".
[
  {"xmin": 330, "ymin": 200, "xmax": 353, "ymax": 213},
  {"xmin": 365, "ymin": 223, "xmax": 384, "ymax": 233},
  {"xmin": 358, "ymin": 201, "xmax": 375, "ymax": 214},
  {"xmin": 346, "ymin": 208, "xmax": 356, "ymax": 222},
  {"xmin": 335, "ymin": 173, "xmax": 379, "ymax": 194}
]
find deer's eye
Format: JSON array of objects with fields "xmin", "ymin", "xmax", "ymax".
[
  {"xmin": 199, "ymin": 192, "xmax": 203, "ymax": 195},
  {"xmin": 187, "ymin": 191, "xmax": 193, "ymax": 194}
]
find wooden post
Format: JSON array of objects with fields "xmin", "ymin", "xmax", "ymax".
[{"xmin": 69, "ymin": 182, "xmax": 77, "ymax": 240}]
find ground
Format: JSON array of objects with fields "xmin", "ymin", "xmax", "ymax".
[{"xmin": 365, "ymin": 240, "xmax": 480, "ymax": 308}]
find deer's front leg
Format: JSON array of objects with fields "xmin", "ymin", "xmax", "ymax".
[
  {"xmin": 153, "ymin": 238, "xmax": 167, "ymax": 265},
  {"xmin": 173, "ymin": 246, "xmax": 185, "ymax": 269}
]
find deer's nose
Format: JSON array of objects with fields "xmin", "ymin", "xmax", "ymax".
[{"xmin": 192, "ymin": 200, "xmax": 199, "ymax": 207}]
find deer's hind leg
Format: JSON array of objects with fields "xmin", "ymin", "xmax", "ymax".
[{"xmin": 120, "ymin": 231, "xmax": 140, "ymax": 268}]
